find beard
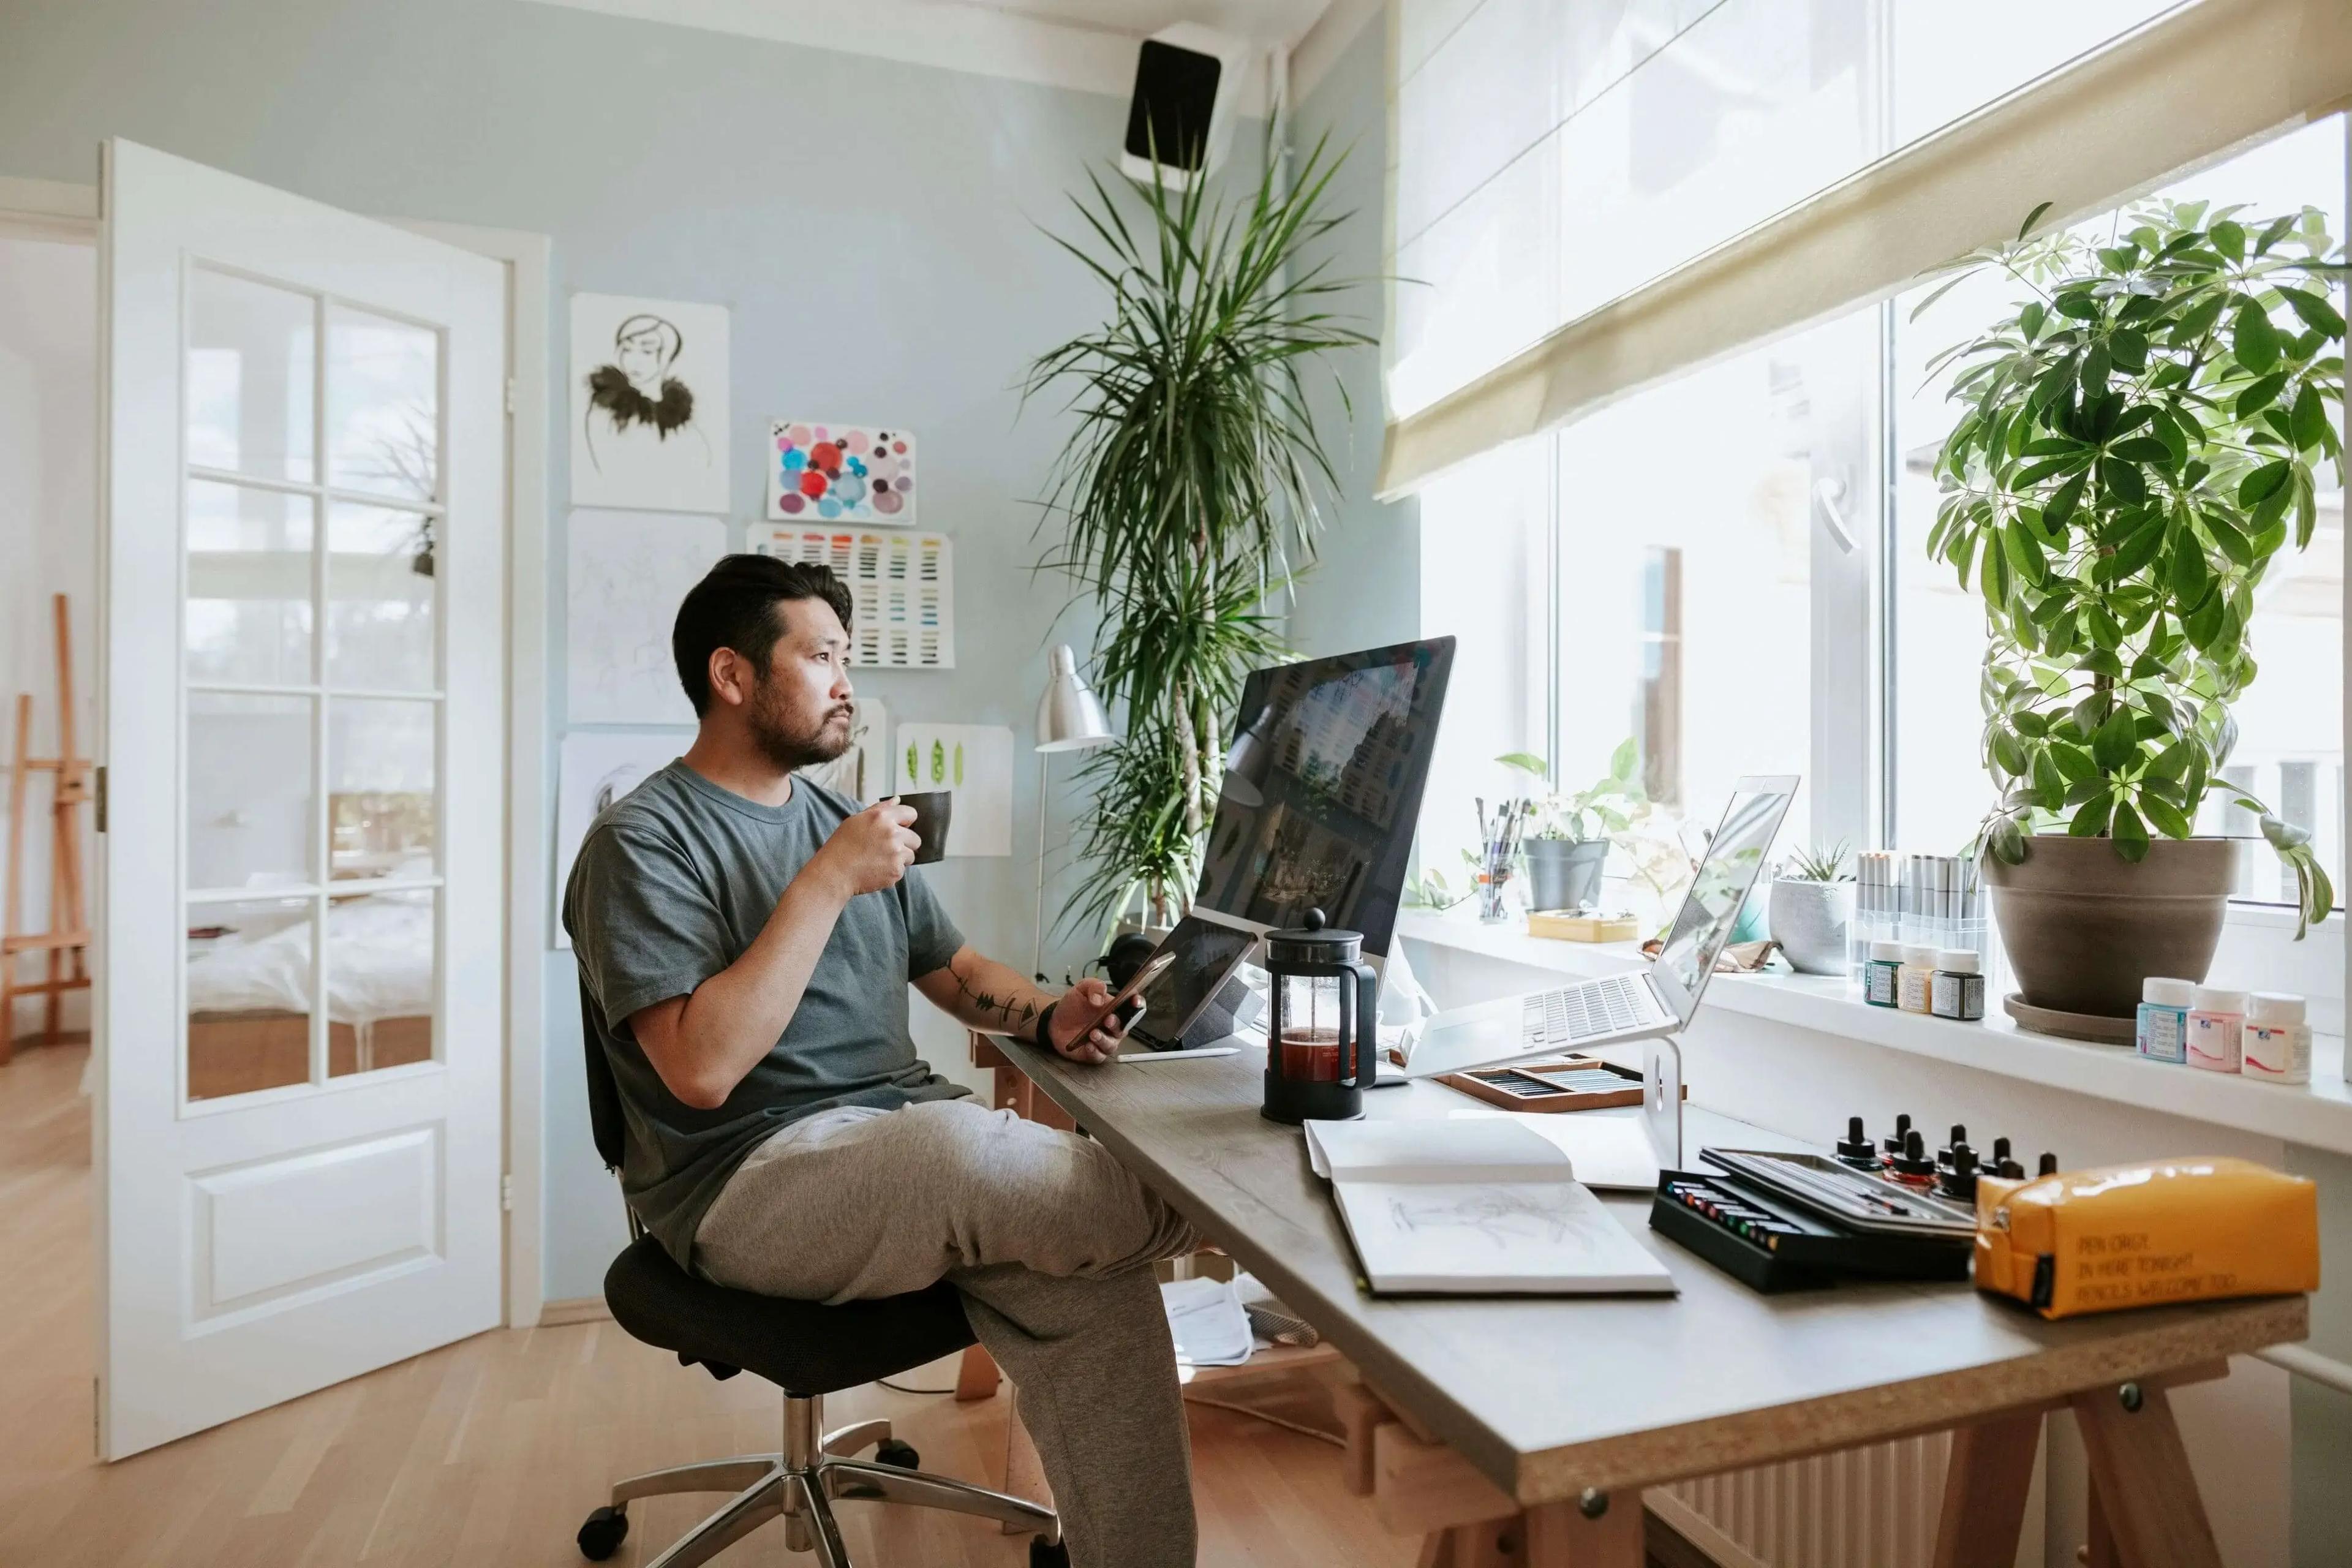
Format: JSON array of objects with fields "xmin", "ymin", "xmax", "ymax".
[{"xmin": 747, "ymin": 679, "xmax": 854, "ymax": 773}]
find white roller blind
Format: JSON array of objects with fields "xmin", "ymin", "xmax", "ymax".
[{"xmin": 1381, "ymin": 0, "xmax": 2350, "ymax": 496}]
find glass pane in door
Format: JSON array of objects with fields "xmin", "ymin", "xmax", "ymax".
[
  {"xmin": 186, "ymin": 896, "xmax": 315, "ymax": 1101},
  {"xmin": 328, "ymin": 697, "xmax": 435, "ymax": 882},
  {"xmin": 186, "ymin": 692, "xmax": 315, "ymax": 892},
  {"xmin": 187, "ymin": 266, "xmax": 315, "ymax": 482},
  {"xmin": 186, "ymin": 479, "xmax": 315, "ymax": 684},
  {"xmin": 326, "ymin": 305, "xmax": 439, "ymax": 502},
  {"xmin": 326, "ymin": 502, "xmax": 437, "ymax": 691},
  {"xmin": 325, "ymin": 888, "xmax": 437, "ymax": 1079}
]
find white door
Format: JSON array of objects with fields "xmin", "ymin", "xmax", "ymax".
[{"xmin": 98, "ymin": 140, "xmax": 507, "ymax": 1458}]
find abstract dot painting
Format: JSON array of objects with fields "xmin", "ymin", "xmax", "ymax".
[{"xmin": 766, "ymin": 420, "xmax": 918, "ymax": 524}]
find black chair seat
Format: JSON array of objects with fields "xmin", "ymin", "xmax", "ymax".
[{"xmin": 603, "ymin": 1234, "xmax": 975, "ymax": 1398}]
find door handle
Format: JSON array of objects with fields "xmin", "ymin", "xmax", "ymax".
[{"xmin": 1814, "ymin": 477, "xmax": 1858, "ymax": 555}]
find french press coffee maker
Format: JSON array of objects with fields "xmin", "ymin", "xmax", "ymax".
[{"xmin": 1261, "ymin": 908, "xmax": 1376, "ymax": 1124}]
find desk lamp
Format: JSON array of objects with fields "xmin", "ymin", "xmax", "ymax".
[{"xmin": 1032, "ymin": 644, "xmax": 1115, "ymax": 981}]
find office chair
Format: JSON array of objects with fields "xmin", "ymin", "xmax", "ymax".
[{"xmin": 575, "ymin": 984, "xmax": 1065, "ymax": 1566}]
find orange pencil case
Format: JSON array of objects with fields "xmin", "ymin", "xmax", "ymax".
[{"xmin": 1975, "ymin": 1156, "xmax": 2318, "ymax": 1319}]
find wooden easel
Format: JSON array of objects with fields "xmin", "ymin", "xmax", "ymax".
[{"xmin": 2, "ymin": 594, "xmax": 92, "ymax": 1063}]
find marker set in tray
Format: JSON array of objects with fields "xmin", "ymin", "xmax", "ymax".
[{"xmin": 1649, "ymin": 1145, "xmax": 1979, "ymax": 1294}]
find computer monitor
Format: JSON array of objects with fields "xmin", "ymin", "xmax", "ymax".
[{"xmin": 1192, "ymin": 637, "xmax": 1455, "ymax": 959}]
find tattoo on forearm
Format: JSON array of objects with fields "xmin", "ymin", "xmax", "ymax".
[{"xmin": 949, "ymin": 955, "xmax": 1042, "ymax": 1035}]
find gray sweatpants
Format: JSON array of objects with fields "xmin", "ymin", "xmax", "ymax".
[{"xmin": 692, "ymin": 1097, "xmax": 1202, "ymax": 1568}]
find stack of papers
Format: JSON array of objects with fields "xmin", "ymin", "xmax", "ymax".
[
  {"xmin": 1161, "ymin": 1276, "xmax": 1255, "ymax": 1369},
  {"xmin": 1304, "ymin": 1118, "xmax": 1676, "ymax": 1297}
]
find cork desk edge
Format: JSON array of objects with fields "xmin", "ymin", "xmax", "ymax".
[{"xmin": 993, "ymin": 1033, "xmax": 2312, "ymax": 1507}]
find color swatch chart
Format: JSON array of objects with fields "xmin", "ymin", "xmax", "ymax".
[{"xmin": 748, "ymin": 524, "xmax": 954, "ymax": 669}]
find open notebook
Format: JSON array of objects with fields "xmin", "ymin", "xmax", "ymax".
[{"xmin": 1305, "ymin": 1120, "xmax": 1677, "ymax": 1296}]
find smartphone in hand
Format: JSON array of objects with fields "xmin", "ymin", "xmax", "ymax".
[{"xmin": 1072, "ymin": 951, "xmax": 1172, "ymax": 1038}]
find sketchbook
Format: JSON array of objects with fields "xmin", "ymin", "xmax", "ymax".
[{"xmin": 1303, "ymin": 1120, "xmax": 1676, "ymax": 1297}]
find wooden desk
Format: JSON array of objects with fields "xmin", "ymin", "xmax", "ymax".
[{"xmin": 991, "ymin": 1033, "xmax": 2308, "ymax": 1568}]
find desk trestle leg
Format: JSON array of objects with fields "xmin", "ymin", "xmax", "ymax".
[
  {"xmin": 1351, "ymin": 1364, "xmax": 2230, "ymax": 1568},
  {"xmin": 2071, "ymin": 1382, "xmax": 2223, "ymax": 1568}
]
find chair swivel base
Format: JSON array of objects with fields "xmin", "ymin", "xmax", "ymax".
[{"xmin": 576, "ymin": 1394, "xmax": 1063, "ymax": 1568}]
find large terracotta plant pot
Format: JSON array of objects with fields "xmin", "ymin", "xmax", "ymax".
[{"xmin": 1981, "ymin": 836, "xmax": 2241, "ymax": 1019}]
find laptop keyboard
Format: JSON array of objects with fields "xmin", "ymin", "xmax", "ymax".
[{"xmin": 1521, "ymin": 974, "xmax": 1660, "ymax": 1044}]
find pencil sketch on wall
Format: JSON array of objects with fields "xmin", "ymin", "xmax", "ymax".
[
  {"xmin": 566, "ymin": 510, "xmax": 724, "ymax": 724},
  {"xmin": 570, "ymin": 292, "xmax": 731, "ymax": 513}
]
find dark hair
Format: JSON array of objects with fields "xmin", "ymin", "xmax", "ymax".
[{"xmin": 671, "ymin": 554, "xmax": 854, "ymax": 716}]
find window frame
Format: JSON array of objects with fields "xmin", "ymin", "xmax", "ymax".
[{"xmin": 1511, "ymin": 116, "xmax": 2346, "ymax": 1023}]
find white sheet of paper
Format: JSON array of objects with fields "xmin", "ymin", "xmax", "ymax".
[
  {"xmin": 566, "ymin": 510, "xmax": 723, "ymax": 724},
  {"xmin": 892, "ymin": 722, "xmax": 1013, "ymax": 856},
  {"xmin": 552, "ymin": 729, "xmax": 688, "ymax": 949},
  {"xmin": 1443, "ymin": 1109, "xmax": 1662, "ymax": 1192},
  {"xmin": 1303, "ymin": 1118, "xmax": 1673, "ymax": 1294},
  {"xmin": 1161, "ymin": 1276, "xmax": 1254, "ymax": 1369},
  {"xmin": 748, "ymin": 524, "xmax": 955, "ymax": 669},
  {"xmin": 1333, "ymin": 1178, "xmax": 1674, "ymax": 1294},
  {"xmin": 569, "ymin": 292, "xmax": 731, "ymax": 513}
]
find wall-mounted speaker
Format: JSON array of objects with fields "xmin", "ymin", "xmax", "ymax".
[{"xmin": 1119, "ymin": 25, "xmax": 1247, "ymax": 191}]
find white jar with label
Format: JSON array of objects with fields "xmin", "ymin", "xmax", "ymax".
[
  {"xmin": 2242, "ymin": 992, "xmax": 2311, "ymax": 1085},
  {"xmin": 2186, "ymin": 987, "xmax": 2247, "ymax": 1073},
  {"xmin": 1897, "ymin": 944, "xmax": 1937, "ymax": 1014}
]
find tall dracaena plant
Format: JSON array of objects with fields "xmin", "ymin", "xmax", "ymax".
[
  {"xmin": 1923, "ymin": 198, "xmax": 2344, "ymax": 933},
  {"xmin": 1027, "ymin": 132, "xmax": 1372, "ymax": 934}
]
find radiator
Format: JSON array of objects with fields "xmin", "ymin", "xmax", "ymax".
[{"xmin": 1643, "ymin": 1429, "xmax": 2040, "ymax": 1568}]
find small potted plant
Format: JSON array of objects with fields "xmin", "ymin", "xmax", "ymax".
[
  {"xmin": 1500, "ymin": 740, "xmax": 1646, "ymax": 913},
  {"xmin": 1768, "ymin": 843, "xmax": 1854, "ymax": 976},
  {"xmin": 1923, "ymin": 197, "xmax": 2341, "ymax": 1020}
]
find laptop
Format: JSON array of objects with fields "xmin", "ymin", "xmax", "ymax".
[{"xmin": 1394, "ymin": 775, "xmax": 1798, "ymax": 1079}]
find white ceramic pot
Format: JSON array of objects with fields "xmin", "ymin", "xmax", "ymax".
[{"xmin": 1768, "ymin": 878, "xmax": 1853, "ymax": 976}]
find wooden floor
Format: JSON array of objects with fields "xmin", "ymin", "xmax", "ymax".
[{"xmin": 0, "ymin": 1041, "xmax": 1416, "ymax": 1567}]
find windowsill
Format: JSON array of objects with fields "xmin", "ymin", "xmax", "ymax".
[{"xmin": 1394, "ymin": 907, "xmax": 2352, "ymax": 1158}]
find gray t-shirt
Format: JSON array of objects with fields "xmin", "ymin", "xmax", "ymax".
[{"xmin": 563, "ymin": 760, "xmax": 970, "ymax": 1267}]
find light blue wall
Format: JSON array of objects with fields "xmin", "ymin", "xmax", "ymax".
[
  {"xmin": 1287, "ymin": 13, "xmax": 1418, "ymax": 658},
  {"xmin": 0, "ymin": 0, "xmax": 1191, "ymax": 1299}
]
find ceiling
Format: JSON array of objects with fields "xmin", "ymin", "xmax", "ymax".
[
  {"xmin": 526, "ymin": 0, "xmax": 1349, "ymax": 99},
  {"xmin": 962, "ymin": 0, "xmax": 1336, "ymax": 44}
]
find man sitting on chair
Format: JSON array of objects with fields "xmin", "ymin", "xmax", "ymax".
[{"xmin": 565, "ymin": 555, "xmax": 1198, "ymax": 1568}]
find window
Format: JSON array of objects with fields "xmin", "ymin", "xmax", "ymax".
[
  {"xmin": 1894, "ymin": 114, "xmax": 2348, "ymax": 906},
  {"xmin": 1416, "ymin": 115, "xmax": 2343, "ymax": 941},
  {"xmin": 1415, "ymin": 311, "xmax": 1874, "ymax": 924},
  {"xmin": 1387, "ymin": 0, "xmax": 2181, "ymax": 424}
]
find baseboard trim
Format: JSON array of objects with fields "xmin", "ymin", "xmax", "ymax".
[{"xmin": 538, "ymin": 1296, "xmax": 612, "ymax": 1327}]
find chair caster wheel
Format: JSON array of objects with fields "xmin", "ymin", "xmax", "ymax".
[
  {"xmin": 576, "ymin": 1504, "xmax": 629, "ymax": 1561},
  {"xmin": 1030, "ymin": 1538, "xmax": 1070, "ymax": 1567},
  {"xmin": 875, "ymin": 1438, "xmax": 921, "ymax": 1469}
]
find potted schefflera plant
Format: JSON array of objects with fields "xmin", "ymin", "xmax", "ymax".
[
  {"xmin": 1769, "ymin": 843, "xmax": 1853, "ymax": 977},
  {"xmin": 1924, "ymin": 197, "xmax": 2342, "ymax": 1022},
  {"xmin": 1501, "ymin": 740, "xmax": 1646, "ymax": 913}
]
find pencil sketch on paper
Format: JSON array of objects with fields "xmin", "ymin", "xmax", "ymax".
[
  {"xmin": 565, "ymin": 510, "xmax": 723, "ymax": 725},
  {"xmin": 1386, "ymin": 1188, "xmax": 1588, "ymax": 1249},
  {"xmin": 570, "ymin": 293, "xmax": 731, "ymax": 513},
  {"xmin": 552, "ymin": 729, "xmax": 688, "ymax": 949}
]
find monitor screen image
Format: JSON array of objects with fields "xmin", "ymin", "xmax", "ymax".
[{"xmin": 1194, "ymin": 638, "xmax": 1455, "ymax": 956}]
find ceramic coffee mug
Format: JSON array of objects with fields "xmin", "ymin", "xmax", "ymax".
[{"xmin": 895, "ymin": 790, "xmax": 952, "ymax": 864}]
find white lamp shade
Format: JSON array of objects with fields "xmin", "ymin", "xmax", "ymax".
[{"xmin": 1036, "ymin": 644, "xmax": 1114, "ymax": 752}]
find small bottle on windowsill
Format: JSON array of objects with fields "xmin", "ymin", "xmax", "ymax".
[{"xmin": 2242, "ymin": 993, "xmax": 2311, "ymax": 1085}]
